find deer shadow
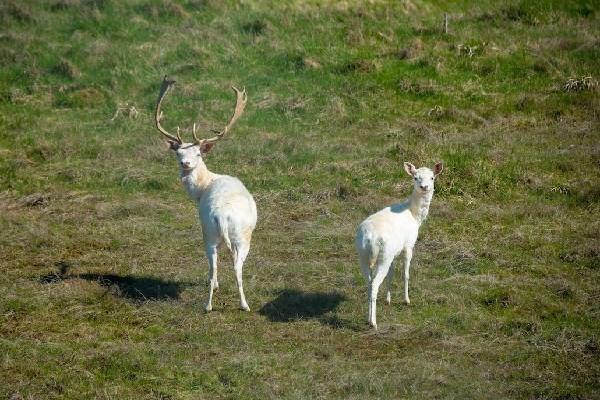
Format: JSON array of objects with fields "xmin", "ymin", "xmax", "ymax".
[
  {"xmin": 39, "ymin": 261, "xmax": 188, "ymax": 301},
  {"xmin": 76, "ymin": 273, "xmax": 187, "ymax": 301},
  {"xmin": 259, "ymin": 289, "xmax": 348, "ymax": 326}
]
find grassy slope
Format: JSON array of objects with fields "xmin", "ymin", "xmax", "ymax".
[{"xmin": 1, "ymin": 0, "xmax": 599, "ymax": 398}]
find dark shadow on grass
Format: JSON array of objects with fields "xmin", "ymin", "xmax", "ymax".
[
  {"xmin": 39, "ymin": 261, "xmax": 71, "ymax": 283},
  {"xmin": 39, "ymin": 261, "xmax": 187, "ymax": 301},
  {"xmin": 76, "ymin": 273, "xmax": 186, "ymax": 301},
  {"xmin": 259, "ymin": 289, "xmax": 347, "ymax": 326}
]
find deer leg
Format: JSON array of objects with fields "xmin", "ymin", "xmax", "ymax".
[
  {"xmin": 385, "ymin": 259, "xmax": 395, "ymax": 305},
  {"xmin": 233, "ymin": 243, "xmax": 250, "ymax": 311},
  {"xmin": 205, "ymin": 245, "xmax": 218, "ymax": 312},
  {"xmin": 359, "ymin": 255, "xmax": 372, "ymax": 324},
  {"xmin": 404, "ymin": 247, "xmax": 413, "ymax": 304},
  {"xmin": 369, "ymin": 264, "xmax": 389, "ymax": 330}
]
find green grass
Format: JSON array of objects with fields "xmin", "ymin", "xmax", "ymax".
[{"xmin": 1, "ymin": 0, "xmax": 599, "ymax": 398}]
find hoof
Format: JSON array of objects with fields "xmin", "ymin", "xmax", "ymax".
[
  {"xmin": 204, "ymin": 304, "xmax": 212, "ymax": 313},
  {"xmin": 240, "ymin": 304, "xmax": 250, "ymax": 312},
  {"xmin": 405, "ymin": 299, "xmax": 410, "ymax": 305}
]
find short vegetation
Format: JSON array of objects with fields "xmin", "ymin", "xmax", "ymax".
[{"xmin": 0, "ymin": 0, "xmax": 598, "ymax": 398}]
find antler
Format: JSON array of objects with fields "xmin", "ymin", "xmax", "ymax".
[
  {"xmin": 196, "ymin": 86, "xmax": 247, "ymax": 145},
  {"xmin": 155, "ymin": 76, "xmax": 182, "ymax": 144},
  {"xmin": 191, "ymin": 122, "xmax": 201, "ymax": 144}
]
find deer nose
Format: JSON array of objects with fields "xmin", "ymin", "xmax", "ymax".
[
  {"xmin": 181, "ymin": 161, "xmax": 190, "ymax": 168},
  {"xmin": 420, "ymin": 185, "xmax": 429, "ymax": 191}
]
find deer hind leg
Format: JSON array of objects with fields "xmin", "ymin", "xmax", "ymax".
[
  {"xmin": 404, "ymin": 247, "xmax": 413, "ymax": 304},
  {"xmin": 202, "ymin": 227, "xmax": 219, "ymax": 290},
  {"xmin": 385, "ymin": 259, "xmax": 395, "ymax": 305},
  {"xmin": 232, "ymin": 242, "xmax": 251, "ymax": 311},
  {"xmin": 369, "ymin": 258, "xmax": 392, "ymax": 330},
  {"xmin": 204, "ymin": 244, "xmax": 218, "ymax": 312},
  {"xmin": 359, "ymin": 255, "xmax": 373, "ymax": 325},
  {"xmin": 207, "ymin": 255, "xmax": 219, "ymax": 290}
]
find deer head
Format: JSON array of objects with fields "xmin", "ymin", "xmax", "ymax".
[
  {"xmin": 154, "ymin": 76, "xmax": 248, "ymax": 171},
  {"xmin": 404, "ymin": 162, "xmax": 443, "ymax": 194}
]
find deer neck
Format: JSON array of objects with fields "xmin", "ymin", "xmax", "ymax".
[
  {"xmin": 408, "ymin": 189, "xmax": 433, "ymax": 225},
  {"xmin": 180, "ymin": 162, "xmax": 217, "ymax": 201}
]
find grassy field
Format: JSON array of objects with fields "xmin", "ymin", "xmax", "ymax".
[{"xmin": 1, "ymin": 0, "xmax": 599, "ymax": 398}]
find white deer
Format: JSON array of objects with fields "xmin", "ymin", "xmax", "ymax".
[
  {"xmin": 355, "ymin": 162, "xmax": 443, "ymax": 329},
  {"xmin": 154, "ymin": 77, "xmax": 256, "ymax": 312}
]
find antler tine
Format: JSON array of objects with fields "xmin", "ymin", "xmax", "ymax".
[
  {"xmin": 201, "ymin": 86, "xmax": 248, "ymax": 144},
  {"xmin": 155, "ymin": 76, "xmax": 181, "ymax": 144},
  {"xmin": 192, "ymin": 123, "xmax": 201, "ymax": 144},
  {"xmin": 176, "ymin": 126, "xmax": 183, "ymax": 143}
]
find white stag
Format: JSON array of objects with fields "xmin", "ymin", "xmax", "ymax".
[{"xmin": 154, "ymin": 77, "xmax": 256, "ymax": 312}]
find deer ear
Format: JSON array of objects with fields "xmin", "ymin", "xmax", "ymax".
[
  {"xmin": 404, "ymin": 162, "xmax": 416, "ymax": 176},
  {"xmin": 166, "ymin": 140, "xmax": 180, "ymax": 150},
  {"xmin": 433, "ymin": 162, "xmax": 443, "ymax": 177},
  {"xmin": 200, "ymin": 141, "xmax": 215, "ymax": 154}
]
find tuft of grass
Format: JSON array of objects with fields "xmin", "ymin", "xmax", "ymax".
[
  {"xmin": 563, "ymin": 76, "xmax": 598, "ymax": 92},
  {"xmin": 240, "ymin": 18, "xmax": 268, "ymax": 36},
  {"xmin": 0, "ymin": 1, "xmax": 34, "ymax": 23},
  {"xmin": 54, "ymin": 86, "xmax": 107, "ymax": 108},
  {"xmin": 50, "ymin": 59, "xmax": 81, "ymax": 80}
]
